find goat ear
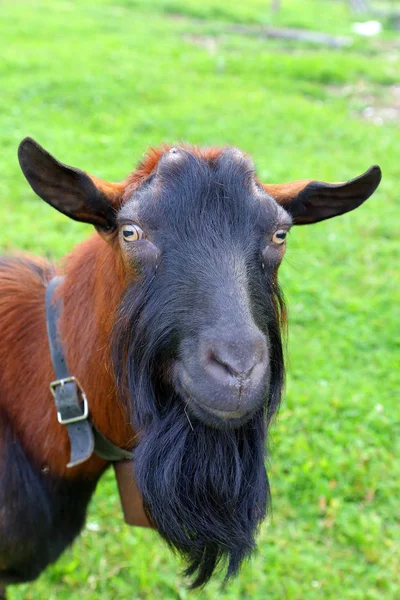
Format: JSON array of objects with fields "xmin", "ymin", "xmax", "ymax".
[
  {"xmin": 18, "ymin": 137, "xmax": 125, "ymax": 232},
  {"xmin": 263, "ymin": 166, "xmax": 382, "ymax": 225}
]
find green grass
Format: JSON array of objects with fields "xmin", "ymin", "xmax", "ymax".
[{"xmin": 1, "ymin": 0, "xmax": 399, "ymax": 598}]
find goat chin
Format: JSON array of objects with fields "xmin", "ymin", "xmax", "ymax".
[{"xmin": 132, "ymin": 397, "xmax": 269, "ymax": 588}]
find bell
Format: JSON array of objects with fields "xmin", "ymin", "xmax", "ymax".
[{"xmin": 114, "ymin": 461, "xmax": 153, "ymax": 528}]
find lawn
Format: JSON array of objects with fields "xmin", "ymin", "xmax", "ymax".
[{"xmin": 0, "ymin": 0, "xmax": 399, "ymax": 598}]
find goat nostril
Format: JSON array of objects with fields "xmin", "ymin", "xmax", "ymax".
[
  {"xmin": 210, "ymin": 351, "xmax": 242, "ymax": 378},
  {"xmin": 206, "ymin": 347, "xmax": 261, "ymax": 381}
]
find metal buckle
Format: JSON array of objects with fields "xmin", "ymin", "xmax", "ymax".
[{"xmin": 49, "ymin": 376, "xmax": 89, "ymax": 425}]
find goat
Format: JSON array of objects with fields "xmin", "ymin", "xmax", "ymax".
[{"xmin": 0, "ymin": 138, "xmax": 381, "ymax": 593}]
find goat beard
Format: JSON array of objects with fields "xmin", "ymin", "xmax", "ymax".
[
  {"xmin": 112, "ymin": 275, "xmax": 285, "ymax": 588},
  {"xmin": 132, "ymin": 393, "xmax": 269, "ymax": 588}
]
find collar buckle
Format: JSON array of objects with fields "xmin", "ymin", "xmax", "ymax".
[{"xmin": 50, "ymin": 376, "xmax": 89, "ymax": 425}]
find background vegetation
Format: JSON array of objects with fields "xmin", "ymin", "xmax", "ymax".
[{"xmin": 1, "ymin": 0, "xmax": 399, "ymax": 598}]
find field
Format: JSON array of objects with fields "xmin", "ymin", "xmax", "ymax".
[{"xmin": 1, "ymin": 0, "xmax": 399, "ymax": 598}]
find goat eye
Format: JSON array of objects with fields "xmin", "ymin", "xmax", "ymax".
[
  {"xmin": 272, "ymin": 230, "xmax": 287, "ymax": 245},
  {"xmin": 122, "ymin": 225, "xmax": 144, "ymax": 242}
]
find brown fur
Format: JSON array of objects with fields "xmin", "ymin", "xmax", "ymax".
[
  {"xmin": 0, "ymin": 257, "xmax": 60, "ymax": 469},
  {"xmin": 0, "ymin": 241, "xmax": 130, "ymax": 479},
  {"xmin": 262, "ymin": 179, "xmax": 313, "ymax": 203}
]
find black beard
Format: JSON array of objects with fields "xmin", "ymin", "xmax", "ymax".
[
  {"xmin": 112, "ymin": 269, "xmax": 285, "ymax": 587},
  {"xmin": 133, "ymin": 396, "xmax": 269, "ymax": 587}
]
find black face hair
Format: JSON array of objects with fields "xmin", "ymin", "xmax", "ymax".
[{"xmin": 112, "ymin": 148, "xmax": 286, "ymax": 587}]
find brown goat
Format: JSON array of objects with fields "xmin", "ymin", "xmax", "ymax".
[{"xmin": 0, "ymin": 138, "xmax": 381, "ymax": 591}]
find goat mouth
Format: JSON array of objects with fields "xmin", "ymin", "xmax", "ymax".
[
  {"xmin": 173, "ymin": 362, "xmax": 256, "ymax": 428},
  {"xmin": 185, "ymin": 392, "xmax": 257, "ymax": 429},
  {"xmin": 190, "ymin": 399, "xmax": 243, "ymax": 420}
]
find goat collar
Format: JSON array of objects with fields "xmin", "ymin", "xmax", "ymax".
[{"xmin": 45, "ymin": 276, "xmax": 133, "ymax": 468}]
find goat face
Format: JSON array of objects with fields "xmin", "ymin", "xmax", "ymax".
[
  {"xmin": 108, "ymin": 147, "xmax": 289, "ymax": 587},
  {"xmin": 18, "ymin": 137, "xmax": 381, "ymax": 587},
  {"xmin": 114, "ymin": 147, "xmax": 287, "ymax": 430}
]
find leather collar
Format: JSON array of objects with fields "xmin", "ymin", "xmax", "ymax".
[{"xmin": 45, "ymin": 276, "xmax": 133, "ymax": 468}]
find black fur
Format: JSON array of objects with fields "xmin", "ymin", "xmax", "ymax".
[
  {"xmin": 113, "ymin": 149, "xmax": 286, "ymax": 587},
  {"xmin": 0, "ymin": 409, "xmax": 98, "ymax": 584}
]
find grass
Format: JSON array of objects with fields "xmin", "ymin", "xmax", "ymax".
[{"xmin": 1, "ymin": 0, "xmax": 399, "ymax": 598}]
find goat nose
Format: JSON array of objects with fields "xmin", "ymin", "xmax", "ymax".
[{"xmin": 203, "ymin": 333, "xmax": 267, "ymax": 384}]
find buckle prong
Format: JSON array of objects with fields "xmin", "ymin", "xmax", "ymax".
[{"xmin": 49, "ymin": 376, "xmax": 89, "ymax": 425}]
